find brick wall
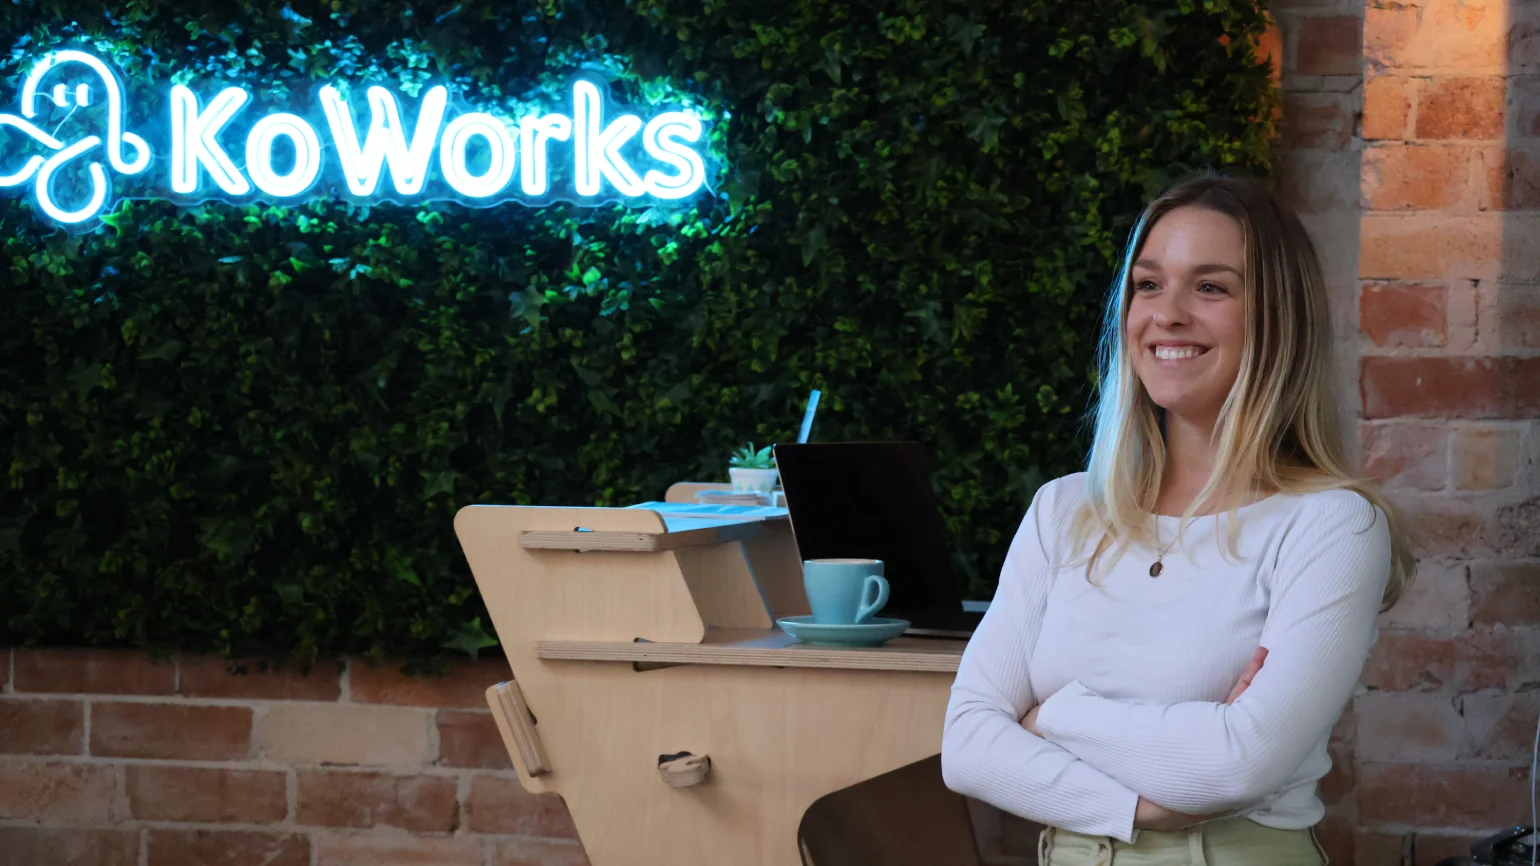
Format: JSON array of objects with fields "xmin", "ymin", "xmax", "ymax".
[
  {"xmin": 0, "ymin": 648, "xmax": 585, "ymax": 866},
  {"xmin": 1275, "ymin": 1, "xmax": 1540, "ymax": 864}
]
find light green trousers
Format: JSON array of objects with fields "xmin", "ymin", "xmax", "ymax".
[{"xmin": 1038, "ymin": 818, "xmax": 1328, "ymax": 866}]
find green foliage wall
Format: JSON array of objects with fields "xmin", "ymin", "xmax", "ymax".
[{"xmin": 0, "ymin": 0, "xmax": 1275, "ymax": 664}]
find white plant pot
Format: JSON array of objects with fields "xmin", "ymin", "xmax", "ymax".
[{"xmin": 729, "ymin": 467, "xmax": 779, "ymax": 494}]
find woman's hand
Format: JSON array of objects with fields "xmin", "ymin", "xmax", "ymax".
[
  {"xmin": 1225, "ymin": 647, "xmax": 1268, "ymax": 704},
  {"xmin": 1020, "ymin": 704, "xmax": 1041, "ymax": 736},
  {"xmin": 1134, "ymin": 796, "xmax": 1216, "ymax": 830}
]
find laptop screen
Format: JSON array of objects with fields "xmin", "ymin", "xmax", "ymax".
[{"xmin": 773, "ymin": 442, "xmax": 962, "ymax": 616}]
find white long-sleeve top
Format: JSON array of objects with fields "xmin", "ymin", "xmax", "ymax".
[{"xmin": 940, "ymin": 472, "xmax": 1391, "ymax": 843}]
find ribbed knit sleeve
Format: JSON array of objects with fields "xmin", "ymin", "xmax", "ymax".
[
  {"xmin": 941, "ymin": 479, "xmax": 1142, "ymax": 842},
  {"xmin": 1033, "ymin": 490, "xmax": 1391, "ymax": 815}
]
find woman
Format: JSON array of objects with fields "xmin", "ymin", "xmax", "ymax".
[{"xmin": 940, "ymin": 173, "xmax": 1412, "ymax": 865}]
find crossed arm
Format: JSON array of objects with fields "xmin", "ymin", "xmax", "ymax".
[{"xmin": 940, "ymin": 488, "xmax": 1391, "ymax": 841}]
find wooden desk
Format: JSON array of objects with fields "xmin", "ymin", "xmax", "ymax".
[
  {"xmin": 536, "ymin": 628, "xmax": 964, "ymax": 673},
  {"xmin": 455, "ymin": 502, "xmax": 976, "ymax": 866}
]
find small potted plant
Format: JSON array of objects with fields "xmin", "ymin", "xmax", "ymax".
[{"xmin": 728, "ymin": 443, "xmax": 779, "ymax": 494}]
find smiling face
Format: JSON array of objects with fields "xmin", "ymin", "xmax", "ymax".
[{"xmin": 1125, "ymin": 205, "xmax": 1248, "ymax": 428}]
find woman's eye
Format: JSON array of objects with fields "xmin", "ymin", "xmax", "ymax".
[
  {"xmin": 1199, "ymin": 281, "xmax": 1228, "ymax": 294},
  {"xmin": 1135, "ymin": 279, "xmax": 1159, "ymax": 292}
]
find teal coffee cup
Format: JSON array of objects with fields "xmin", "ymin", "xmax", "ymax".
[{"xmin": 802, "ymin": 558, "xmax": 890, "ymax": 625}]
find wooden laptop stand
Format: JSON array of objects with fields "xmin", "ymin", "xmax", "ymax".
[{"xmin": 454, "ymin": 489, "xmax": 977, "ymax": 866}]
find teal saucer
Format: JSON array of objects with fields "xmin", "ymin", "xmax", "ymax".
[{"xmin": 776, "ymin": 616, "xmax": 911, "ymax": 648}]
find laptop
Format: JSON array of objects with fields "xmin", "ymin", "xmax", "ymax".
[{"xmin": 772, "ymin": 441, "xmax": 986, "ymax": 639}]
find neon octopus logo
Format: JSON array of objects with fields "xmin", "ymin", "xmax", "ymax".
[
  {"xmin": 0, "ymin": 50, "xmax": 151, "ymax": 223},
  {"xmin": 0, "ymin": 48, "xmax": 711, "ymax": 229}
]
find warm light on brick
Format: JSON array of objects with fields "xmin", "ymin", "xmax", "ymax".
[
  {"xmin": 1364, "ymin": 0, "xmax": 1506, "ymax": 70},
  {"xmin": 1416, "ymin": 77, "xmax": 1506, "ymax": 140},
  {"xmin": 1363, "ymin": 75, "xmax": 1410, "ymax": 140}
]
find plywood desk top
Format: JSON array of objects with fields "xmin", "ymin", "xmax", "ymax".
[
  {"xmin": 519, "ymin": 514, "xmax": 788, "ymax": 553},
  {"xmin": 536, "ymin": 627, "xmax": 966, "ymax": 673}
]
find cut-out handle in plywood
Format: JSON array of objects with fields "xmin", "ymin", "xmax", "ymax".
[{"xmin": 491, "ymin": 679, "xmax": 550, "ymax": 777}]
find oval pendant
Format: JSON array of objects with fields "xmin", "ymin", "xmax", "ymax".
[{"xmin": 1149, "ymin": 561, "xmax": 1163, "ymax": 578}]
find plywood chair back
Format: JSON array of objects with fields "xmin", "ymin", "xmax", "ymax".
[{"xmin": 455, "ymin": 504, "xmax": 776, "ymax": 785}]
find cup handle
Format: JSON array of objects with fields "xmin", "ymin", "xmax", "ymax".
[{"xmin": 856, "ymin": 575, "xmax": 890, "ymax": 624}]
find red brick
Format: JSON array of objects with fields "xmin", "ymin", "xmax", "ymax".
[
  {"xmin": 1363, "ymin": 630, "xmax": 1458, "ymax": 692},
  {"xmin": 0, "ymin": 828, "xmax": 139, "ymax": 866},
  {"xmin": 147, "ymin": 830, "xmax": 309, "ymax": 866},
  {"xmin": 1471, "ymin": 562, "xmax": 1540, "ymax": 624},
  {"xmin": 91, "ymin": 702, "xmax": 252, "ymax": 760},
  {"xmin": 1498, "ymin": 287, "xmax": 1540, "ymax": 349},
  {"xmin": 1416, "ymin": 834, "xmax": 1485, "ymax": 866},
  {"xmin": 0, "ymin": 758, "xmax": 116, "ymax": 821},
  {"xmin": 1481, "ymin": 147, "xmax": 1540, "ymax": 211},
  {"xmin": 1364, "ymin": 0, "xmax": 1505, "ymax": 70},
  {"xmin": 1311, "ymin": 811, "xmax": 1355, "ymax": 866},
  {"xmin": 1362, "ymin": 357, "xmax": 1540, "ymax": 419},
  {"xmin": 1358, "ymin": 762, "xmax": 1530, "ymax": 827},
  {"xmin": 1279, "ymin": 151, "xmax": 1360, "ymax": 215},
  {"xmin": 13, "ymin": 648, "xmax": 174, "ymax": 695},
  {"xmin": 347, "ymin": 656, "xmax": 508, "ymax": 709},
  {"xmin": 1359, "ymin": 214, "xmax": 1501, "ymax": 281},
  {"xmin": 1504, "ymin": 215, "xmax": 1540, "ymax": 283},
  {"xmin": 1461, "ymin": 692, "xmax": 1540, "ymax": 760},
  {"xmin": 1363, "ymin": 145, "xmax": 1471, "ymax": 211},
  {"xmin": 1355, "ymin": 830, "xmax": 1410, "ymax": 866},
  {"xmin": 1514, "ymin": 76, "xmax": 1540, "ymax": 138},
  {"xmin": 1454, "ymin": 427, "xmax": 1521, "ymax": 489},
  {"xmin": 179, "ymin": 655, "xmax": 341, "ymax": 701},
  {"xmin": 258, "ymin": 703, "xmax": 433, "ymax": 767},
  {"xmin": 1359, "ymin": 421, "xmax": 1448, "ymax": 490},
  {"xmin": 1379, "ymin": 561, "xmax": 1470, "ymax": 633},
  {"xmin": 1361, "ymin": 283, "xmax": 1447, "ymax": 348},
  {"xmin": 1407, "ymin": 498, "xmax": 1491, "ymax": 557},
  {"xmin": 296, "ymin": 769, "xmax": 458, "ymax": 832},
  {"xmin": 1510, "ymin": 4, "xmax": 1540, "ymax": 72},
  {"xmin": 1416, "ymin": 77, "xmax": 1505, "ymax": 140},
  {"xmin": 1363, "ymin": 627, "xmax": 1540, "ymax": 691},
  {"xmin": 1364, "ymin": 76, "xmax": 1410, "ymax": 141},
  {"xmin": 465, "ymin": 775, "xmax": 579, "ymax": 837},
  {"xmin": 1494, "ymin": 497, "xmax": 1540, "ymax": 558},
  {"xmin": 1355, "ymin": 692, "xmax": 1466, "ymax": 762},
  {"xmin": 1293, "ymin": 15, "xmax": 1362, "ymax": 75},
  {"xmin": 312, "ymin": 835, "xmax": 483, "ymax": 866},
  {"xmin": 1281, "ymin": 92, "xmax": 1353, "ymax": 150},
  {"xmin": 491, "ymin": 837, "xmax": 591, "ymax": 866},
  {"xmin": 126, "ymin": 765, "xmax": 287, "ymax": 824},
  {"xmin": 437, "ymin": 710, "xmax": 513, "ymax": 770},
  {"xmin": 0, "ymin": 698, "xmax": 84, "ymax": 755}
]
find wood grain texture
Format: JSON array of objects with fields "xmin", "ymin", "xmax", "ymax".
[
  {"xmin": 520, "ymin": 519, "xmax": 765, "ymax": 552},
  {"xmin": 535, "ymin": 630, "xmax": 963, "ymax": 673}
]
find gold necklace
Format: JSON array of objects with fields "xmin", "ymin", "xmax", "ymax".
[{"xmin": 1150, "ymin": 519, "xmax": 1176, "ymax": 578}]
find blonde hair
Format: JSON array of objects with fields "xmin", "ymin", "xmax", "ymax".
[{"xmin": 1069, "ymin": 173, "xmax": 1413, "ymax": 609}]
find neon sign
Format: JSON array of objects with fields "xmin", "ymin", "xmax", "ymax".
[{"xmin": 0, "ymin": 49, "xmax": 711, "ymax": 228}]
